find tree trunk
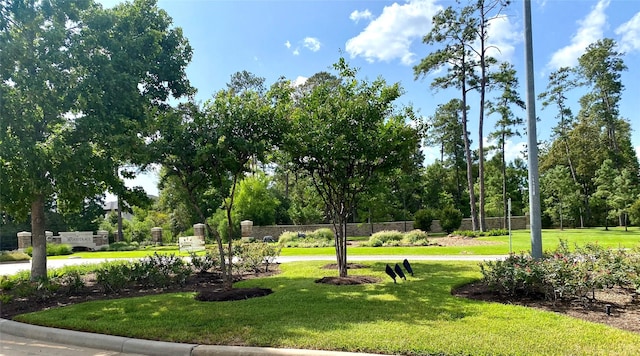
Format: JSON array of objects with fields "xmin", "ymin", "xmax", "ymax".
[
  {"xmin": 117, "ymin": 196, "xmax": 123, "ymax": 242},
  {"xmin": 333, "ymin": 212, "xmax": 348, "ymax": 278},
  {"xmin": 501, "ymin": 138, "xmax": 508, "ymax": 229},
  {"xmin": 223, "ymin": 175, "xmax": 240, "ymax": 290},
  {"xmin": 461, "ymin": 85, "xmax": 478, "ymax": 231},
  {"xmin": 30, "ymin": 194, "xmax": 47, "ymax": 280}
]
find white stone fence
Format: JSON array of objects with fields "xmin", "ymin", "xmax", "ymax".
[{"xmin": 17, "ymin": 231, "xmax": 109, "ymax": 251}]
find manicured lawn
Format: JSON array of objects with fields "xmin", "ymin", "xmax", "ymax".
[
  {"xmin": 16, "ymin": 261, "xmax": 640, "ymax": 355},
  {"xmin": 47, "ymin": 227, "xmax": 640, "ymax": 260},
  {"xmin": 49, "ymin": 247, "xmax": 199, "ymax": 259},
  {"xmin": 283, "ymin": 227, "xmax": 640, "ymax": 256}
]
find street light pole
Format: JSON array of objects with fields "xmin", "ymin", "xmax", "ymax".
[{"xmin": 523, "ymin": 0, "xmax": 543, "ymax": 259}]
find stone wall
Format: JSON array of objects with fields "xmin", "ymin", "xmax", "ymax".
[
  {"xmin": 17, "ymin": 230, "xmax": 109, "ymax": 251},
  {"xmin": 251, "ymin": 216, "xmax": 529, "ymax": 239}
]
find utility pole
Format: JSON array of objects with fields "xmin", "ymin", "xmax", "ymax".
[{"xmin": 523, "ymin": 0, "xmax": 543, "ymax": 259}]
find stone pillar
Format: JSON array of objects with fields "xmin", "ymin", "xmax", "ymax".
[
  {"xmin": 151, "ymin": 227, "xmax": 163, "ymax": 245},
  {"xmin": 96, "ymin": 230, "xmax": 109, "ymax": 247},
  {"xmin": 193, "ymin": 223, "xmax": 205, "ymax": 238},
  {"xmin": 240, "ymin": 220, "xmax": 253, "ymax": 238},
  {"xmin": 17, "ymin": 231, "xmax": 32, "ymax": 251}
]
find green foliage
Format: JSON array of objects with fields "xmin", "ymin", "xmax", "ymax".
[
  {"xmin": 0, "ymin": 250, "xmax": 30, "ymax": 262},
  {"xmin": 235, "ymin": 242, "xmax": 282, "ymax": 273},
  {"xmin": 454, "ymin": 229, "xmax": 508, "ymax": 237},
  {"xmin": 402, "ymin": 229, "xmax": 429, "ymax": 243},
  {"xmin": 95, "ymin": 262, "xmax": 132, "ymax": 293},
  {"xmin": 630, "ymin": 198, "xmax": 640, "ymax": 226},
  {"xmin": 95, "ymin": 254, "xmax": 192, "ymax": 293},
  {"xmin": 480, "ymin": 241, "xmax": 640, "ymax": 301},
  {"xmin": 0, "ymin": 0, "xmax": 193, "ymax": 280},
  {"xmin": 277, "ymin": 231, "xmax": 299, "ymax": 244},
  {"xmin": 413, "ymin": 208, "xmax": 436, "ymax": 231},
  {"xmin": 24, "ymin": 244, "xmax": 73, "ymax": 257},
  {"xmin": 104, "ymin": 241, "xmax": 139, "ymax": 251},
  {"xmin": 209, "ymin": 209, "xmax": 240, "ymax": 242},
  {"xmin": 306, "ymin": 228, "xmax": 334, "ymax": 241},
  {"xmin": 234, "ymin": 173, "xmax": 280, "ymax": 226},
  {"xmin": 485, "ymin": 229, "xmax": 508, "ymax": 236},
  {"xmin": 277, "ymin": 229, "xmax": 334, "ymax": 248},
  {"xmin": 439, "ymin": 206, "xmax": 463, "ymax": 233},
  {"xmin": 370, "ymin": 230, "xmax": 404, "ymax": 244},
  {"xmin": 189, "ymin": 250, "xmax": 219, "ymax": 274},
  {"xmin": 282, "ymin": 58, "xmax": 421, "ymax": 275},
  {"xmin": 364, "ymin": 230, "xmax": 429, "ymax": 247}
]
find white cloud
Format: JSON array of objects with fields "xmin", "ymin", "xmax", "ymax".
[
  {"xmin": 486, "ymin": 15, "xmax": 521, "ymax": 63},
  {"xmin": 293, "ymin": 76, "xmax": 308, "ymax": 87},
  {"xmin": 484, "ymin": 137, "xmax": 527, "ymax": 163},
  {"xmin": 293, "ymin": 48, "xmax": 300, "ymax": 56},
  {"xmin": 421, "ymin": 145, "xmax": 440, "ymax": 165},
  {"xmin": 303, "ymin": 37, "xmax": 321, "ymax": 52},
  {"xmin": 547, "ymin": 0, "xmax": 610, "ymax": 70},
  {"xmin": 350, "ymin": 9, "xmax": 372, "ymax": 23},
  {"xmin": 636, "ymin": 145, "xmax": 640, "ymax": 161},
  {"xmin": 615, "ymin": 12, "xmax": 640, "ymax": 53},
  {"xmin": 285, "ymin": 40, "xmax": 291, "ymax": 49},
  {"xmin": 345, "ymin": 0, "xmax": 442, "ymax": 66}
]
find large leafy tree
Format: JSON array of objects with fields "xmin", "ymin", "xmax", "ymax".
[
  {"xmin": 0, "ymin": 0, "xmax": 192, "ymax": 279},
  {"xmin": 538, "ymin": 67, "xmax": 584, "ymax": 226},
  {"xmin": 151, "ymin": 73, "xmax": 285, "ymax": 289},
  {"xmin": 283, "ymin": 59, "xmax": 421, "ymax": 277},
  {"xmin": 541, "ymin": 166, "xmax": 581, "ymax": 230},
  {"xmin": 234, "ymin": 172, "xmax": 280, "ymax": 226}
]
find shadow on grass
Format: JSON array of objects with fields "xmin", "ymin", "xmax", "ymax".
[{"xmin": 17, "ymin": 261, "xmax": 486, "ymax": 349}]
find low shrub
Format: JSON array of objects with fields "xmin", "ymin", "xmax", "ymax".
[
  {"xmin": 486, "ymin": 229, "xmax": 508, "ymax": 236},
  {"xmin": 95, "ymin": 262, "xmax": 133, "ymax": 293},
  {"xmin": 0, "ymin": 250, "xmax": 30, "ymax": 262},
  {"xmin": 364, "ymin": 230, "xmax": 430, "ymax": 247},
  {"xmin": 402, "ymin": 230, "xmax": 429, "ymax": 244},
  {"xmin": 307, "ymin": 228, "xmax": 334, "ymax": 241},
  {"xmin": 370, "ymin": 230, "xmax": 404, "ymax": 243},
  {"xmin": 24, "ymin": 244, "xmax": 73, "ymax": 257},
  {"xmin": 236, "ymin": 242, "xmax": 282, "ymax": 273},
  {"xmin": 278, "ymin": 229, "xmax": 335, "ymax": 248},
  {"xmin": 413, "ymin": 208, "xmax": 436, "ymax": 232},
  {"xmin": 439, "ymin": 207, "xmax": 462, "ymax": 233},
  {"xmin": 278, "ymin": 231, "xmax": 299, "ymax": 244},
  {"xmin": 106, "ymin": 241, "xmax": 139, "ymax": 251},
  {"xmin": 480, "ymin": 241, "xmax": 640, "ymax": 302},
  {"xmin": 454, "ymin": 230, "xmax": 480, "ymax": 237},
  {"xmin": 189, "ymin": 250, "xmax": 219, "ymax": 274}
]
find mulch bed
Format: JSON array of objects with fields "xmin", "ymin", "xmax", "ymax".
[{"xmin": 453, "ymin": 281, "xmax": 640, "ymax": 334}]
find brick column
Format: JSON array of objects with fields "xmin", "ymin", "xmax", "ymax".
[{"xmin": 17, "ymin": 231, "xmax": 32, "ymax": 251}]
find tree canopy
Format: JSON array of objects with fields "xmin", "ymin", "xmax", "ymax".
[{"xmin": 0, "ymin": 0, "xmax": 192, "ymax": 279}]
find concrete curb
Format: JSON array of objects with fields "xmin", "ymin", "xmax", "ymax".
[
  {"xmin": 0, "ymin": 318, "xmax": 197, "ymax": 356},
  {"xmin": 0, "ymin": 319, "xmax": 392, "ymax": 356}
]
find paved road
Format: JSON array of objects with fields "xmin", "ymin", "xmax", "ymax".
[
  {"xmin": 0, "ymin": 254, "xmax": 505, "ymax": 276},
  {"xmin": 0, "ymin": 254, "xmax": 505, "ymax": 355}
]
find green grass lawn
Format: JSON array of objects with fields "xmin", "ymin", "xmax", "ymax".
[
  {"xmin": 16, "ymin": 260, "xmax": 640, "ymax": 355},
  {"xmin": 283, "ymin": 227, "xmax": 640, "ymax": 256},
  {"xmin": 47, "ymin": 227, "xmax": 640, "ymax": 260}
]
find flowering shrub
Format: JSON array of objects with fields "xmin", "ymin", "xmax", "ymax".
[{"xmin": 480, "ymin": 240, "xmax": 640, "ymax": 302}]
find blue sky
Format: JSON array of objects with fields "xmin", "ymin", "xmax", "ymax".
[{"xmin": 99, "ymin": 0, "xmax": 640, "ymax": 198}]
